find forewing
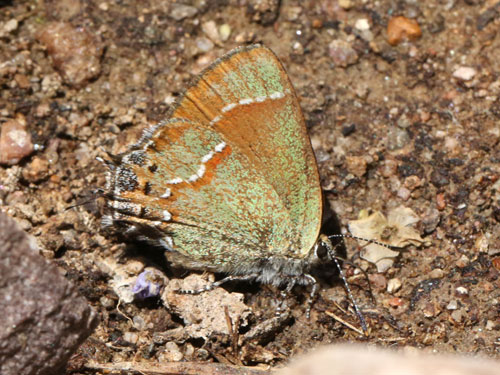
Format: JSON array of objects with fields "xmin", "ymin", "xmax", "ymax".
[{"xmin": 108, "ymin": 45, "xmax": 322, "ymax": 269}]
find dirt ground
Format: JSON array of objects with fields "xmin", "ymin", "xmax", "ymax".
[{"xmin": 1, "ymin": 0, "xmax": 500, "ymax": 373}]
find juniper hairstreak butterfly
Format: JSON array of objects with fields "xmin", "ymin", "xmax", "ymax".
[{"xmin": 101, "ymin": 44, "xmax": 358, "ymax": 321}]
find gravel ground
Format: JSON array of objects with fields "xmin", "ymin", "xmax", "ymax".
[{"xmin": 1, "ymin": 0, "xmax": 499, "ymax": 373}]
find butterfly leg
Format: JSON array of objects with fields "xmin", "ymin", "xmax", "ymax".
[
  {"xmin": 303, "ymin": 274, "xmax": 319, "ymax": 319},
  {"xmin": 177, "ymin": 273, "xmax": 258, "ymax": 295},
  {"xmin": 276, "ymin": 279, "xmax": 297, "ymax": 316}
]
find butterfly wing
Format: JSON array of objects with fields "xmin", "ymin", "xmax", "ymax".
[{"xmin": 107, "ymin": 45, "xmax": 322, "ymax": 272}]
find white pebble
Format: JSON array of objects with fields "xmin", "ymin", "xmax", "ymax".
[
  {"xmin": 355, "ymin": 19, "xmax": 370, "ymax": 31},
  {"xmin": 453, "ymin": 66, "xmax": 477, "ymax": 81},
  {"xmin": 446, "ymin": 300, "xmax": 458, "ymax": 310},
  {"xmin": 387, "ymin": 278, "xmax": 402, "ymax": 293}
]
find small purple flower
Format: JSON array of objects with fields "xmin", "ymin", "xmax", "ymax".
[{"xmin": 132, "ymin": 270, "xmax": 163, "ymax": 299}]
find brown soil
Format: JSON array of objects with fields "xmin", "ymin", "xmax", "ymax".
[{"xmin": 1, "ymin": 0, "xmax": 499, "ymax": 373}]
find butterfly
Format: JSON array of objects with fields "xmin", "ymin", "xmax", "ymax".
[{"xmin": 101, "ymin": 44, "xmax": 353, "ymax": 319}]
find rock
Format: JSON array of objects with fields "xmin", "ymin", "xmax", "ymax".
[
  {"xmin": 387, "ymin": 278, "xmax": 402, "ymax": 293},
  {"xmin": 0, "ymin": 18, "xmax": 18, "ymax": 37},
  {"xmin": 387, "ymin": 16, "xmax": 422, "ymax": 45},
  {"xmin": 202, "ymin": 21, "xmax": 220, "ymax": 44},
  {"xmin": 328, "ymin": 39, "xmax": 359, "ymax": 67},
  {"xmin": 246, "ymin": 0, "xmax": 280, "ymax": 25},
  {"xmin": 345, "ymin": 156, "xmax": 367, "ymax": 177},
  {"xmin": 158, "ymin": 342, "xmax": 184, "ymax": 362},
  {"xmin": 170, "ymin": 4, "xmax": 198, "ymax": 21},
  {"xmin": 422, "ymin": 208, "xmax": 440, "ymax": 234},
  {"xmin": 338, "ymin": 0, "xmax": 352, "ymax": 10},
  {"xmin": 0, "ymin": 212, "xmax": 98, "ymax": 375},
  {"xmin": 436, "ymin": 193, "xmax": 446, "ymax": 210},
  {"xmin": 355, "ymin": 18, "xmax": 370, "ymax": 31},
  {"xmin": 452, "ymin": 66, "xmax": 477, "ymax": 81},
  {"xmin": 36, "ymin": 22, "xmax": 103, "ymax": 88},
  {"xmin": 21, "ymin": 156, "xmax": 50, "ymax": 182},
  {"xmin": 368, "ymin": 273, "xmax": 387, "ymax": 290},
  {"xmin": 0, "ymin": 118, "xmax": 34, "ymax": 165},
  {"xmin": 219, "ymin": 24, "xmax": 231, "ymax": 41},
  {"xmin": 195, "ymin": 37, "xmax": 214, "ymax": 53}
]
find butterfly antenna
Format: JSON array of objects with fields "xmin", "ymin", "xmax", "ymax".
[
  {"xmin": 66, "ymin": 188, "xmax": 106, "ymax": 211},
  {"xmin": 320, "ymin": 234, "xmax": 368, "ymax": 336},
  {"xmin": 328, "ymin": 233, "xmax": 397, "ymax": 250}
]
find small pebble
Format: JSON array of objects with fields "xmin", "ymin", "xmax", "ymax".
[
  {"xmin": 219, "ymin": 24, "xmax": 231, "ymax": 41},
  {"xmin": 170, "ymin": 4, "xmax": 198, "ymax": 21},
  {"xmin": 14, "ymin": 74, "xmax": 30, "ymax": 89},
  {"xmin": 345, "ymin": 156, "xmax": 367, "ymax": 177},
  {"xmin": 387, "ymin": 297, "xmax": 404, "ymax": 307},
  {"xmin": 422, "ymin": 208, "xmax": 440, "ymax": 234},
  {"xmin": 486, "ymin": 320, "xmax": 495, "ymax": 330},
  {"xmin": 387, "ymin": 16, "xmax": 422, "ymax": 46},
  {"xmin": 446, "ymin": 300, "xmax": 458, "ymax": 310},
  {"xmin": 475, "ymin": 234, "xmax": 489, "ymax": 253},
  {"xmin": 99, "ymin": 296, "xmax": 115, "ymax": 309},
  {"xmin": 397, "ymin": 187, "xmax": 411, "ymax": 200},
  {"xmin": 450, "ymin": 309, "xmax": 464, "ymax": 323},
  {"xmin": 491, "ymin": 257, "xmax": 500, "ymax": 271},
  {"xmin": 423, "ymin": 302, "xmax": 439, "ymax": 317},
  {"xmin": 133, "ymin": 315, "xmax": 147, "ymax": 331},
  {"xmin": 354, "ymin": 83, "xmax": 369, "ymax": 99},
  {"xmin": 456, "ymin": 255, "xmax": 469, "ymax": 268},
  {"xmin": 124, "ymin": 260, "xmax": 145, "ymax": 275},
  {"xmin": 341, "ymin": 123, "xmax": 356, "ymax": 137},
  {"xmin": 123, "ymin": 331, "xmax": 139, "ymax": 345},
  {"xmin": 380, "ymin": 159, "xmax": 398, "ymax": 178},
  {"xmin": 404, "ymin": 175, "xmax": 423, "ymax": 191},
  {"xmin": 160, "ymin": 342, "xmax": 183, "ymax": 362},
  {"xmin": 1, "ymin": 18, "xmax": 18, "ymax": 36},
  {"xmin": 36, "ymin": 22, "xmax": 104, "ymax": 87},
  {"xmin": 98, "ymin": 2, "xmax": 109, "ymax": 11},
  {"xmin": 202, "ymin": 21, "xmax": 220, "ymax": 43},
  {"xmin": 196, "ymin": 348, "xmax": 210, "ymax": 361},
  {"xmin": 246, "ymin": 0, "xmax": 280, "ymax": 25},
  {"xmin": 444, "ymin": 136, "xmax": 460, "ymax": 153},
  {"xmin": 355, "ymin": 18, "xmax": 370, "ymax": 31},
  {"xmin": 312, "ymin": 19, "xmax": 323, "ymax": 29},
  {"xmin": 284, "ymin": 6, "xmax": 302, "ymax": 21},
  {"xmin": 328, "ymin": 39, "xmax": 359, "ymax": 67},
  {"xmin": 338, "ymin": 0, "xmax": 352, "ymax": 9},
  {"xmin": 41, "ymin": 73, "xmax": 62, "ymax": 94},
  {"xmin": 386, "ymin": 128, "xmax": 410, "ymax": 150},
  {"xmin": 397, "ymin": 114, "xmax": 411, "ymax": 128},
  {"xmin": 436, "ymin": 193, "xmax": 446, "ymax": 210},
  {"xmin": 387, "ymin": 278, "xmax": 402, "ymax": 293},
  {"xmin": 368, "ymin": 273, "xmax": 387, "ymax": 290},
  {"xmin": 22, "ymin": 156, "xmax": 50, "ymax": 182},
  {"xmin": 196, "ymin": 37, "xmax": 214, "ymax": 53},
  {"xmin": 184, "ymin": 343, "xmax": 195, "ymax": 358},
  {"xmin": 0, "ymin": 119, "xmax": 34, "ymax": 165},
  {"xmin": 452, "ymin": 66, "xmax": 477, "ymax": 81},
  {"xmin": 455, "ymin": 286, "xmax": 468, "ymax": 295},
  {"xmin": 35, "ymin": 103, "xmax": 51, "ymax": 118},
  {"xmin": 420, "ymin": 111, "xmax": 431, "ymax": 122}
]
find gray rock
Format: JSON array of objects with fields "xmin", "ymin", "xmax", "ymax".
[{"xmin": 0, "ymin": 212, "xmax": 98, "ymax": 375}]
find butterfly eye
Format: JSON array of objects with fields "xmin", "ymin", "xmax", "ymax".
[{"xmin": 315, "ymin": 243, "xmax": 328, "ymax": 260}]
